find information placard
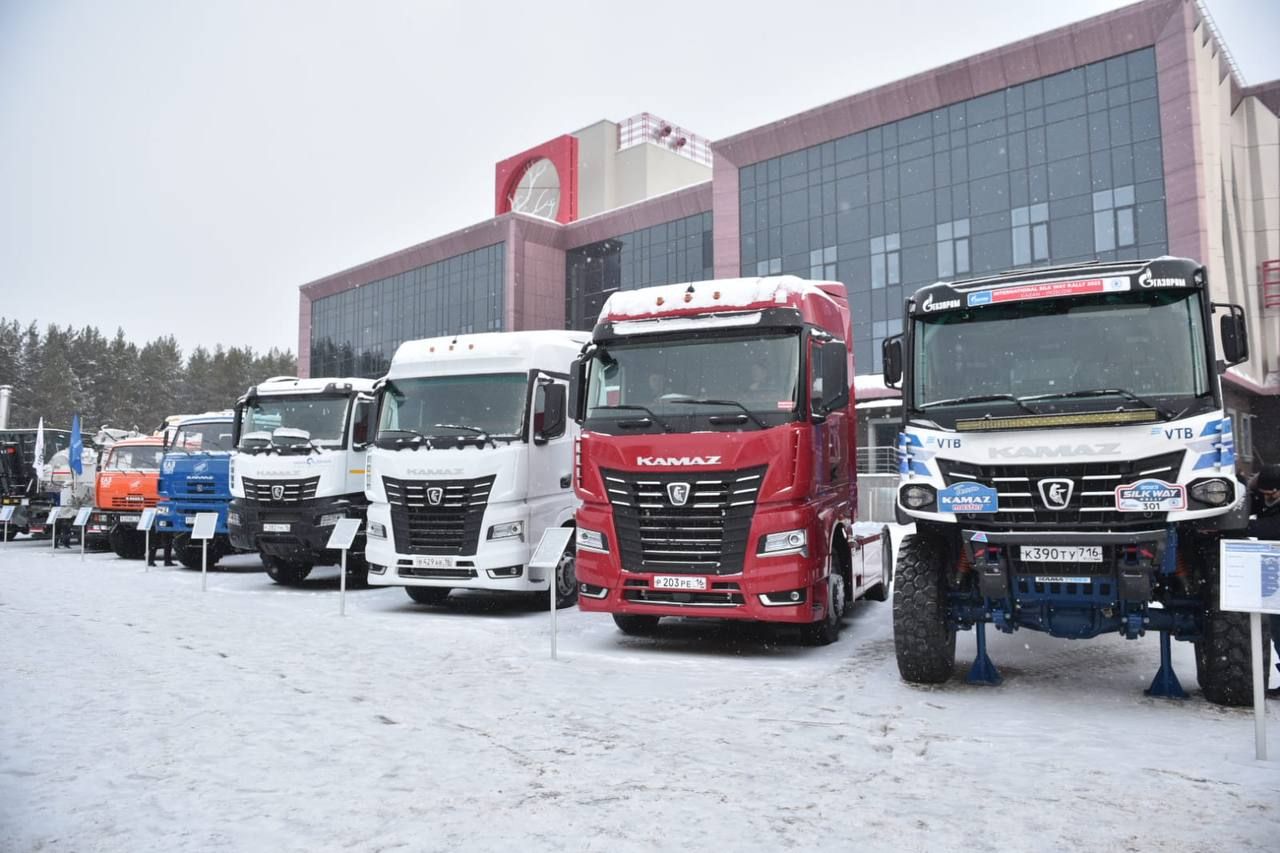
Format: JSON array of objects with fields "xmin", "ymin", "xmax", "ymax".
[
  {"xmin": 44, "ymin": 507, "xmax": 61, "ymax": 527},
  {"xmin": 73, "ymin": 507, "xmax": 93, "ymax": 527},
  {"xmin": 325, "ymin": 518, "xmax": 362, "ymax": 551},
  {"xmin": 1220, "ymin": 539, "xmax": 1280, "ymax": 616},
  {"xmin": 136, "ymin": 508, "xmax": 157, "ymax": 531},
  {"xmin": 191, "ymin": 513, "xmax": 219, "ymax": 541},
  {"xmin": 0, "ymin": 506, "xmax": 14, "ymax": 523},
  {"xmin": 528, "ymin": 527, "xmax": 574, "ymax": 584}
]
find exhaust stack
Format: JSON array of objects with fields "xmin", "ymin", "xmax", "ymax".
[{"xmin": 0, "ymin": 385, "xmax": 11, "ymax": 430}]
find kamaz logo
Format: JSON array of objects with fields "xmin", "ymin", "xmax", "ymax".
[
  {"xmin": 194, "ymin": 462, "xmax": 209, "ymax": 474},
  {"xmin": 989, "ymin": 443, "xmax": 1121, "ymax": 459},
  {"xmin": 407, "ymin": 468, "xmax": 464, "ymax": 476},
  {"xmin": 922, "ymin": 293, "xmax": 961, "ymax": 312},
  {"xmin": 636, "ymin": 456, "xmax": 722, "ymax": 466}
]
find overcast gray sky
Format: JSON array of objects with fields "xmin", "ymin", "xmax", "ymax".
[{"xmin": 2, "ymin": 0, "xmax": 1277, "ymax": 357}]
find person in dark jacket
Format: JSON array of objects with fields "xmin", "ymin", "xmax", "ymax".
[{"xmin": 1245, "ymin": 464, "xmax": 1280, "ymax": 697}]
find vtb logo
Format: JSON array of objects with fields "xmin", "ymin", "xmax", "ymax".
[
  {"xmin": 1037, "ymin": 478, "xmax": 1073, "ymax": 510},
  {"xmin": 426, "ymin": 487, "xmax": 444, "ymax": 506},
  {"xmin": 666, "ymin": 482, "xmax": 690, "ymax": 506}
]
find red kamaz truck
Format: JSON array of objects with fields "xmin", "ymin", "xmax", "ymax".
[{"xmin": 568, "ymin": 276, "xmax": 888, "ymax": 644}]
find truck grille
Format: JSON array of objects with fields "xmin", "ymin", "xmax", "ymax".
[
  {"xmin": 602, "ymin": 466, "xmax": 766, "ymax": 575},
  {"xmin": 938, "ymin": 450, "xmax": 1185, "ymax": 529},
  {"xmin": 184, "ymin": 479, "xmax": 219, "ymax": 495},
  {"xmin": 109, "ymin": 495, "xmax": 155, "ymax": 509},
  {"xmin": 383, "ymin": 475, "xmax": 494, "ymax": 555},
  {"xmin": 241, "ymin": 476, "xmax": 320, "ymax": 504}
]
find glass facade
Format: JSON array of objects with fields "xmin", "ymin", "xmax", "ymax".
[
  {"xmin": 738, "ymin": 47, "xmax": 1167, "ymax": 372},
  {"xmin": 310, "ymin": 243, "xmax": 505, "ymax": 378},
  {"xmin": 566, "ymin": 212, "xmax": 713, "ymax": 330}
]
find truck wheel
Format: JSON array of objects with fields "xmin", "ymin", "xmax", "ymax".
[
  {"xmin": 554, "ymin": 550, "xmax": 578, "ymax": 609},
  {"xmin": 405, "ymin": 586, "xmax": 451, "ymax": 605},
  {"xmin": 802, "ymin": 569, "xmax": 846, "ymax": 646},
  {"xmin": 612, "ymin": 613, "xmax": 661, "ymax": 636},
  {"xmin": 264, "ymin": 556, "xmax": 312, "ymax": 586},
  {"xmin": 1, "ymin": 524, "xmax": 17, "ymax": 541},
  {"xmin": 1196, "ymin": 578, "xmax": 1270, "ymax": 707},
  {"xmin": 893, "ymin": 533, "xmax": 956, "ymax": 684},
  {"xmin": 109, "ymin": 528, "xmax": 145, "ymax": 560},
  {"xmin": 345, "ymin": 557, "xmax": 369, "ymax": 587},
  {"xmin": 864, "ymin": 526, "xmax": 894, "ymax": 603}
]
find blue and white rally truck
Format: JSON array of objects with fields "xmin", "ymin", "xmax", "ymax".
[
  {"xmin": 157, "ymin": 412, "xmax": 237, "ymax": 568},
  {"xmin": 882, "ymin": 256, "xmax": 1264, "ymax": 705}
]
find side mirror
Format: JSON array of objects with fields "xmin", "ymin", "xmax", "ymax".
[
  {"xmin": 882, "ymin": 335, "xmax": 903, "ymax": 387},
  {"xmin": 1218, "ymin": 306, "xmax": 1248, "ymax": 367},
  {"xmin": 568, "ymin": 356, "xmax": 588, "ymax": 425},
  {"xmin": 534, "ymin": 383, "xmax": 567, "ymax": 445},
  {"xmin": 823, "ymin": 342, "xmax": 850, "ymax": 412}
]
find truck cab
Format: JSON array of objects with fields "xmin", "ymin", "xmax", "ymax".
[
  {"xmin": 0, "ymin": 428, "xmax": 71, "ymax": 539},
  {"xmin": 156, "ymin": 412, "xmax": 237, "ymax": 568},
  {"xmin": 884, "ymin": 256, "xmax": 1261, "ymax": 704},
  {"xmin": 229, "ymin": 377, "xmax": 376, "ymax": 586},
  {"xmin": 569, "ymin": 276, "xmax": 888, "ymax": 644},
  {"xmin": 365, "ymin": 330, "xmax": 587, "ymax": 607},
  {"xmin": 87, "ymin": 436, "xmax": 166, "ymax": 558}
]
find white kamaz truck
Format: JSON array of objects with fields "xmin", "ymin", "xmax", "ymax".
[
  {"xmin": 365, "ymin": 331, "xmax": 587, "ymax": 607},
  {"xmin": 228, "ymin": 377, "xmax": 377, "ymax": 585},
  {"xmin": 883, "ymin": 257, "xmax": 1263, "ymax": 705}
]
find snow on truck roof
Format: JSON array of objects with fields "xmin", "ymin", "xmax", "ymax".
[
  {"xmin": 247, "ymin": 377, "xmax": 376, "ymax": 397},
  {"xmin": 388, "ymin": 330, "xmax": 590, "ymax": 379},
  {"xmin": 600, "ymin": 276, "xmax": 843, "ymax": 322},
  {"xmin": 173, "ymin": 411, "xmax": 234, "ymax": 426}
]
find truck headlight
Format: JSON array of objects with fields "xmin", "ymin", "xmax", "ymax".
[
  {"xmin": 759, "ymin": 529, "xmax": 807, "ymax": 556},
  {"xmin": 487, "ymin": 521, "xmax": 524, "ymax": 542},
  {"xmin": 368, "ymin": 521, "xmax": 387, "ymax": 539},
  {"xmin": 319, "ymin": 513, "xmax": 344, "ymax": 527},
  {"xmin": 901, "ymin": 484, "xmax": 937, "ymax": 509},
  {"xmin": 576, "ymin": 527, "xmax": 609, "ymax": 553},
  {"xmin": 157, "ymin": 505, "xmax": 171, "ymax": 515},
  {"xmin": 1189, "ymin": 477, "xmax": 1232, "ymax": 507},
  {"xmin": 227, "ymin": 511, "xmax": 240, "ymax": 526}
]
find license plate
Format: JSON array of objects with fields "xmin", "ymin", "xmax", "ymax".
[
  {"xmin": 412, "ymin": 555, "xmax": 454, "ymax": 569},
  {"xmin": 263, "ymin": 523, "xmax": 291, "ymax": 533},
  {"xmin": 120, "ymin": 514, "xmax": 141, "ymax": 523},
  {"xmin": 653, "ymin": 575, "xmax": 707, "ymax": 591},
  {"xmin": 1021, "ymin": 546, "xmax": 1103, "ymax": 563}
]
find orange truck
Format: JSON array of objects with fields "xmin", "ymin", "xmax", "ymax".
[{"xmin": 86, "ymin": 436, "xmax": 166, "ymax": 558}]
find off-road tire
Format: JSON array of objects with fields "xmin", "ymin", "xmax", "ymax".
[
  {"xmin": 177, "ymin": 546, "xmax": 207, "ymax": 570},
  {"xmin": 1, "ymin": 524, "xmax": 18, "ymax": 541},
  {"xmin": 1196, "ymin": 577, "xmax": 1271, "ymax": 707},
  {"xmin": 109, "ymin": 527, "xmax": 146, "ymax": 560},
  {"xmin": 612, "ymin": 614, "xmax": 661, "ymax": 636},
  {"xmin": 893, "ymin": 533, "xmax": 956, "ymax": 684},
  {"xmin": 405, "ymin": 586, "xmax": 451, "ymax": 605},
  {"xmin": 264, "ymin": 556, "xmax": 312, "ymax": 586},
  {"xmin": 864, "ymin": 526, "xmax": 893, "ymax": 602}
]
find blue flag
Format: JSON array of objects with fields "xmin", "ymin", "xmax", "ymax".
[{"xmin": 69, "ymin": 413, "xmax": 83, "ymax": 477}]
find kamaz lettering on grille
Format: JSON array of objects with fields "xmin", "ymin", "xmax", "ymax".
[
  {"xmin": 635, "ymin": 456, "xmax": 723, "ymax": 466},
  {"xmin": 989, "ymin": 443, "xmax": 1121, "ymax": 459}
]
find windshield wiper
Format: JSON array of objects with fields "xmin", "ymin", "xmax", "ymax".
[
  {"xmin": 429, "ymin": 424, "xmax": 497, "ymax": 448},
  {"xmin": 1019, "ymin": 388, "xmax": 1174, "ymax": 419},
  {"xmin": 666, "ymin": 397, "xmax": 768, "ymax": 429},
  {"xmin": 917, "ymin": 393, "xmax": 1037, "ymax": 416},
  {"xmin": 591, "ymin": 404, "xmax": 673, "ymax": 433},
  {"xmin": 377, "ymin": 428, "xmax": 433, "ymax": 450}
]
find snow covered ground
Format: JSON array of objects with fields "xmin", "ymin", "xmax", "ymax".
[{"xmin": 2, "ymin": 536, "xmax": 1278, "ymax": 853}]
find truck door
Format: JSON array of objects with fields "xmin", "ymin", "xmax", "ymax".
[
  {"xmin": 526, "ymin": 374, "xmax": 573, "ymax": 542},
  {"xmin": 346, "ymin": 396, "xmax": 376, "ymax": 495},
  {"xmin": 809, "ymin": 335, "xmax": 851, "ymax": 501}
]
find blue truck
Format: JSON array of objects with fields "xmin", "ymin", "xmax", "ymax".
[{"xmin": 157, "ymin": 412, "xmax": 238, "ymax": 568}]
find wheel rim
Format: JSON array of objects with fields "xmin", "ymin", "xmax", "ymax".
[{"xmin": 555, "ymin": 551, "xmax": 576, "ymax": 598}]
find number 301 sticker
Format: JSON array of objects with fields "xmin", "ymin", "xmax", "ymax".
[{"xmin": 1115, "ymin": 479, "xmax": 1186, "ymax": 512}]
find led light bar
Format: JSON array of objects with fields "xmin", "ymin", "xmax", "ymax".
[{"xmin": 955, "ymin": 409, "xmax": 1159, "ymax": 431}]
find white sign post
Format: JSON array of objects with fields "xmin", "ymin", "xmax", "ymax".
[
  {"xmin": 74, "ymin": 507, "xmax": 92, "ymax": 561},
  {"xmin": 528, "ymin": 527, "xmax": 575, "ymax": 661},
  {"xmin": 137, "ymin": 508, "xmax": 157, "ymax": 572},
  {"xmin": 1219, "ymin": 538, "xmax": 1280, "ymax": 762},
  {"xmin": 0, "ymin": 505, "xmax": 14, "ymax": 545},
  {"xmin": 192, "ymin": 513, "xmax": 219, "ymax": 592},
  {"xmin": 45, "ymin": 507, "xmax": 61, "ymax": 555},
  {"xmin": 325, "ymin": 518, "xmax": 362, "ymax": 617}
]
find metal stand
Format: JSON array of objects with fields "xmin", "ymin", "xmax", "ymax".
[
  {"xmin": 965, "ymin": 621, "xmax": 1003, "ymax": 685},
  {"xmin": 1145, "ymin": 630, "xmax": 1187, "ymax": 699},
  {"xmin": 339, "ymin": 550, "xmax": 347, "ymax": 617},
  {"xmin": 80, "ymin": 528, "xmax": 85, "ymax": 561},
  {"xmin": 201, "ymin": 539, "xmax": 208, "ymax": 592},
  {"xmin": 1251, "ymin": 613, "xmax": 1267, "ymax": 761},
  {"xmin": 145, "ymin": 528, "xmax": 151, "ymax": 572},
  {"xmin": 3, "ymin": 520, "xmax": 7, "ymax": 545},
  {"xmin": 550, "ymin": 564, "xmax": 558, "ymax": 661}
]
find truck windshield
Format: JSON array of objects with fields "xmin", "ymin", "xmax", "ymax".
[
  {"xmin": 105, "ymin": 446, "xmax": 164, "ymax": 471},
  {"xmin": 238, "ymin": 395, "xmax": 350, "ymax": 448},
  {"xmin": 584, "ymin": 331, "xmax": 801, "ymax": 433},
  {"xmin": 168, "ymin": 422, "xmax": 234, "ymax": 453},
  {"xmin": 377, "ymin": 373, "xmax": 526, "ymax": 443},
  {"xmin": 911, "ymin": 289, "xmax": 1211, "ymax": 425}
]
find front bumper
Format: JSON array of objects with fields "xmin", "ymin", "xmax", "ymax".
[
  {"xmin": 365, "ymin": 501, "xmax": 541, "ymax": 590},
  {"xmin": 157, "ymin": 501, "xmax": 229, "ymax": 536},
  {"xmin": 573, "ymin": 502, "xmax": 824, "ymax": 624},
  {"xmin": 86, "ymin": 509, "xmax": 148, "ymax": 537},
  {"xmin": 228, "ymin": 497, "xmax": 365, "ymax": 564}
]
